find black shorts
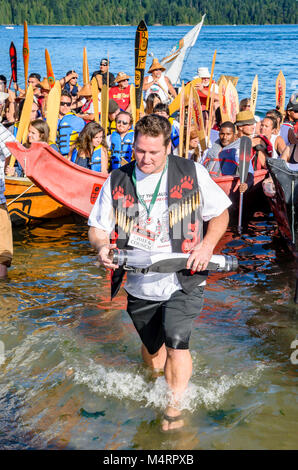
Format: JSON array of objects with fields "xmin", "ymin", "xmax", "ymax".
[{"xmin": 126, "ymin": 286, "xmax": 205, "ymax": 355}]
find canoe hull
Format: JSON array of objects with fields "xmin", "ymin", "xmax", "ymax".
[
  {"xmin": 5, "ymin": 176, "xmax": 70, "ymax": 226},
  {"xmin": 265, "ymin": 158, "xmax": 298, "ymax": 256},
  {"xmin": 6, "ymin": 141, "xmax": 268, "ymax": 223}
]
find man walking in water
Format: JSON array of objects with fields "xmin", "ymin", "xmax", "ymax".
[{"xmin": 88, "ymin": 114, "xmax": 231, "ymax": 431}]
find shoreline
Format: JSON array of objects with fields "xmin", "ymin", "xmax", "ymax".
[{"xmin": 1, "ymin": 23, "xmax": 297, "ymax": 27}]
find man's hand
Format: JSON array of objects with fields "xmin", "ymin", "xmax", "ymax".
[
  {"xmin": 186, "ymin": 241, "xmax": 214, "ymax": 272},
  {"xmin": 98, "ymin": 243, "xmax": 119, "ymax": 270}
]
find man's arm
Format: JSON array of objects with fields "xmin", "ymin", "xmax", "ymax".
[{"xmin": 186, "ymin": 209, "xmax": 229, "ymax": 272}]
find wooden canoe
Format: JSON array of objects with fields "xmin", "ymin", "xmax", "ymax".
[
  {"xmin": 5, "ymin": 176, "xmax": 70, "ymax": 226},
  {"xmin": 6, "ymin": 141, "xmax": 268, "ymax": 220}
]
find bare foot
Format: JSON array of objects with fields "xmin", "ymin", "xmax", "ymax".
[{"xmin": 161, "ymin": 407, "xmax": 184, "ymax": 432}]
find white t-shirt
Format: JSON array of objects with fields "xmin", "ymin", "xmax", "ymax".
[{"xmin": 88, "ymin": 161, "xmax": 232, "ymax": 300}]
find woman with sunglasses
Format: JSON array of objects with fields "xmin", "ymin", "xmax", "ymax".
[
  {"xmin": 69, "ymin": 121, "xmax": 108, "ymax": 173},
  {"xmin": 56, "ymin": 90, "xmax": 85, "ymax": 157},
  {"xmin": 107, "ymin": 111, "xmax": 134, "ymax": 170}
]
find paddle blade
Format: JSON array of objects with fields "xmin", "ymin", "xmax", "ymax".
[
  {"xmin": 9, "ymin": 42, "xmax": 17, "ymax": 83},
  {"xmin": 23, "ymin": 21, "xmax": 29, "ymax": 92},
  {"xmin": 45, "ymin": 49, "xmax": 55, "ymax": 88},
  {"xmin": 250, "ymin": 74, "xmax": 258, "ymax": 116},
  {"xmin": 83, "ymin": 47, "xmax": 90, "ymax": 85},
  {"xmin": 130, "ymin": 83, "xmax": 136, "ymax": 126},
  {"xmin": 135, "ymin": 20, "xmax": 148, "ymax": 121},
  {"xmin": 91, "ymin": 77, "xmax": 99, "ymax": 123},
  {"xmin": 239, "ymin": 136, "xmax": 252, "ymax": 183},
  {"xmin": 46, "ymin": 81, "xmax": 61, "ymax": 143},
  {"xmin": 275, "ymin": 70, "xmax": 286, "ymax": 113}
]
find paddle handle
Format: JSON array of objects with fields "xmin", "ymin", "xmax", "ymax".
[{"xmin": 238, "ymin": 192, "xmax": 244, "ymax": 234}]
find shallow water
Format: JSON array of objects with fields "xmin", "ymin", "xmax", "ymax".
[{"xmin": 0, "ymin": 215, "xmax": 297, "ymax": 450}]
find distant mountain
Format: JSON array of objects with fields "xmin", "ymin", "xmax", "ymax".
[{"xmin": 1, "ymin": 0, "xmax": 297, "ymax": 26}]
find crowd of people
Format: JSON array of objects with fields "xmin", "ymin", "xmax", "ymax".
[{"xmin": 1, "ymin": 54, "xmax": 297, "ymax": 432}]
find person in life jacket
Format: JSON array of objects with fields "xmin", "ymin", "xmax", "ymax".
[
  {"xmin": 69, "ymin": 121, "xmax": 108, "ymax": 173},
  {"xmin": 88, "ymin": 113, "xmax": 231, "ymax": 432},
  {"xmin": 194, "ymin": 67, "xmax": 219, "ymax": 111},
  {"xmin": 152, "ymin": 102, "xmax": 180, "ymax": 152},
  {"xmin": 109, "ymin": 72, "xmax": 131, "ymax": 112},
  {"xmin": 56, "ymin": 90, "xmax": 85, "ymax": 156},
  {"xmin": 60, "ymin": 70, "xmax": 81, "ymax": 99},
  {"xmin": 204, "ymin": 121, "xmax": 254, "ymax": 194},
  {"xmin": 107, "ymin": 111, "xmax": 134, "ymax": 170},
  {"xmin": 143, "ymin": 58, "xmax": 177, "ymax": 104}
]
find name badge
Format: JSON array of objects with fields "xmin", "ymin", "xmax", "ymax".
[{"xmin": 128, "ymin": 224, "xmax": 157, "ymax": 252}]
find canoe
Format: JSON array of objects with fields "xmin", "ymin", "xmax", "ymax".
[
  {"xmin": 264, "ymin": 158, "xmax": 298, "ymax": 256},
  {"xmin": 5, "ymin": 175, "xmax": 70, "ymax": 226},
  {"xmin": 6, "ymin": 141, "xmax": 268, "ymax": 220}
]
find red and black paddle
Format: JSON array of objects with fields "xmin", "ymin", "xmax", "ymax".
[
  {"xmin": 238, "ymin": 136, "xmax": 252, "ymax": 234},
  {"xmin": 9, "ymin": 41, "xmax": 17, "ymax": 89}
]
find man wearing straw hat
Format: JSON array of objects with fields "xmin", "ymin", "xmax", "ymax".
[
  {"xmin": 143, "ymin": 58, "xmax": 177, "ymax": 104},
  {"xmin": 0, "ymin": 122, "xmax": 15, "ymax": 277},
  {"xmin": 109, "ymin": 72, "xmax": 131, "ymax": 112}
]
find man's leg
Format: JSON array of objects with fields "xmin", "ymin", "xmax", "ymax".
[
  {"xmin": 161, "ymin": 348, "xmax": 192, "ymax": 430},
  {"xmin": 161, "ymin": 286, "xmax": 205, "ymax": 430},
  {"xmin": 141, "ymin": 343, "xmax": 167, "ymax": 371},
  {"xmin": 0, "ymin": 204, "xmax": 13, "ymax": 278}
]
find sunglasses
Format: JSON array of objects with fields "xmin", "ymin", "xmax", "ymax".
[
  {"xmin": 116, "ymin": 120, "xmax": 129, "ymax": 125},
  {"xmin": 100, "ymin": 62, "xmax": 108, "ymax": 66},
  {"xmin": 60, "ymin": 102, "xmax": 71, "ymax": 107}
]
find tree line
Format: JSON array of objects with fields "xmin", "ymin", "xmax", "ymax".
[{"xmin": 0, "ymin": 0, "xmax": 297, "ymax": 25}]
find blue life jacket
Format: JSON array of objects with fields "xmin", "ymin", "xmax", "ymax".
[
  {"xmin": 90, "ymin": 145, "xmax": 103, "ymax": 172},
  {"xmin": 110, "ymin": 129, "xmax": 134, "ymax": 170},
  {"xmin": 171, "ymin": 125, "xmax": 179, "ymax": 149},
  {"xmin": 64, "ymin": 82, "xmax": 79, "ymax": 97},
  {"xmin": 57, "ymin": 113, "xmax": 85, "ymax": 156},
  {"xmin": 71, "ymin": 145, "xmax": 104, "ymax": 172}
]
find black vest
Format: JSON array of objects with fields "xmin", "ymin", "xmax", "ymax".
[{"xmin": 110, "ymin": 155, "xmax": 207, "ymax": 299}]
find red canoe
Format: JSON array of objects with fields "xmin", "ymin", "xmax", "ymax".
[{"xmin": 6, "ymin": 141, "xmax": 267, "ymax": 219}]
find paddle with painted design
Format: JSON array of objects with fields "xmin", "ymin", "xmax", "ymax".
[
  {"xmin": 250, "ymin": 74, "xmax": 258, "ymax": 116},
  {"xmin": 238, "ymin": 136, "xmax": 252, "ymax": 234},
  {"xmin": 9, "ymin": 42, "xmax": 17, "ymax": 90},
  {"xmin": 46, "ymin": 81, "xmax": 61, "ymax": 144},
  {"xmin": 218, "ymin": 75, "xmax": 229, "ymax": 123},
  {"xmin": 206, "ymin": 49, "xmax": 217, "ymax": 110},
  {"xmin": 23, "ymin": 21, "xmax": 29, "ymax": 93},
  {"xmin": 101, "ymin": 53, "xmax": 109, "ymax": 136},
  {"xmin": 178, "ymin": 81, "xmax": 185, "ymax": 157},
  {"xmin": 207, "ymin": 85, "xmax": 215, "ymax": 148},
  {"xmin": 275, "ymin": 70, "xmax": 286, "ymax": 115},
  {"xmin": 45, "ymin": 49, "xmax": 55, "ymax": 88},
  {"xmin": 135, "ymin": 20, "xmax": 148, "ymax": 122},
  {"xmin": 192, "ymin": 85, "xmax": 207, "ymax": 152},
  {"xmin": 9, "ymin": 84, "xmax": 34, "ymax": 167},
  {"xmin": 169, "ymin": 77, "xmax": 201, "ymax": 116}
]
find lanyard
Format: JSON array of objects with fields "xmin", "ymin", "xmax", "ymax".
[{"xmin": 132, "ymin": 159, "xmax": 168, "ymax": 222}]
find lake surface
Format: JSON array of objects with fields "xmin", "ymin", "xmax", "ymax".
[
  {"xmin": 0, "ymin": 24, "xmax": 297, "ymax": 115},
  {"xmin": 0, "ymin": 24, "xmax": 298, "ymax": 451},
  {"xmin": 0, "ymin": 214, "xmax": 297, "ymax": 450}
]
